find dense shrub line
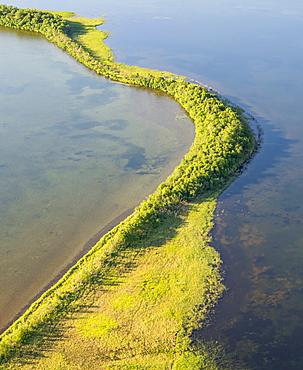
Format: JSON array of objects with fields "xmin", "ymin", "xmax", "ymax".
[
  {"xmin": 0, "ymin": 5, "xmax": 257, "ymax": 362},
  {"xmin": 0, "ymin": 4, "xmax": 69, "ymax": 33}
]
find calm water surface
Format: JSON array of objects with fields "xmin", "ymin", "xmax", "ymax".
[
  {"xmin": 0, "ymin": 27, "xmax": 194, "ymax": 330},
  {"xmin": 5, "ymin": 0, "xmax": 303, "ymax": 368}
]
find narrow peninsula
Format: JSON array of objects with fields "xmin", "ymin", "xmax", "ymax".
[{"xmin": 0, "ymin": 5, "xmax": 258, "ymax": 369}]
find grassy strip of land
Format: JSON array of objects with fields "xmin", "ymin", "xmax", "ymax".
[
  {"xmin": 1, "ymin": 192, "xmax": 241, "ymax": 369},
  {"xmin": 0, "ymin": 6, "xmax": 256, "ymax": 369},
  {"xmin": 56, "ymin": 12, "xmax": 115, "ymax": 63}
]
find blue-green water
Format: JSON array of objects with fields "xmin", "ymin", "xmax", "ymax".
[
  {"xmin": 0, "ymin": 26, "xmax": 194, "ymax": 330},
  {"xmin": 4, "ymin": 1, "xmax": 303, "ymax": 368}
]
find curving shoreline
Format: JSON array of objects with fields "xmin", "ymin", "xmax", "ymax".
[
  {"xmin": 0, "ymin": 6, "xmax": 258, "ymax": 367},
  {"xmin": 0, "ymin": 207, "xmax": 135, "ymax": 335}
]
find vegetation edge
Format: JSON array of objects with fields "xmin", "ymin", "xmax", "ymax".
[{"xmin": 0, "ymin": 5, "xmax": 258, "ymax": 368}]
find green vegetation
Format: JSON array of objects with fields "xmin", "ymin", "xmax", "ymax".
[
  {"xmin": 0, "ymin": 5, "xmax": 257, "ymax": 369},
  {"xmin": 0, "ymin": 5, "xmax": 68, "ymax": 33},
  {"xmin": 0, "ymin": 193, "xmax": 242, "ymax": 369},
  {"xmin": 63, "ymin": 14, "xmax": 114, "ymax": 62}
]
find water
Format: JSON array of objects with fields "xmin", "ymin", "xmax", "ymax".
[
  {"xmin": 4, "ymin": 0, "xmax": 303, "ymax": 368},
  {"xmin": 0, "ymin": 26, "xmax": 194, "ymax": 330}
]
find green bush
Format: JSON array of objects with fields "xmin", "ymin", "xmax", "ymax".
[{"xmin": 0, "ymin": 5, "xmax": 258, "ymax": 366}]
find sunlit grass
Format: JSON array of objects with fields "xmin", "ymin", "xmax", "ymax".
[
  {"xmin": 0, "ymin": 8, "xmax": 256, "ymax": 369},
  {"xmin": 50, "ymin": 11, "xmax": 115, "ymax": 62},
  {"xmin": 2, "ymin": 193, "xmax": 231, "ymax": 369}
]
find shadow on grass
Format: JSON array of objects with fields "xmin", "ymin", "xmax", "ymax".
[
  {"xmin": 66, "ymin": 19, "xmax": 109, "ymax": 62},
  {"xmin": 67, "ymin": 20, "xmax": 88, "ymax": 38},
  {"xmin": 1, "ymin": 197, "xmax": 201, "ymax": 367}
]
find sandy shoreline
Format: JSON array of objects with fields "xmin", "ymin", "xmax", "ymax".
[{"xmin": 0, "ymin": 207, "xmax": 135, "ymax": 335}]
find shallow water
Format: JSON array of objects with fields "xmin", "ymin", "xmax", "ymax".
[
  {"xmin": 0, "ymin": 26, "xmax": 194, "ymax": 330},
  {"xmin": 4, "ymin": 0, "xmax": 303, "ymax": 368}
]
